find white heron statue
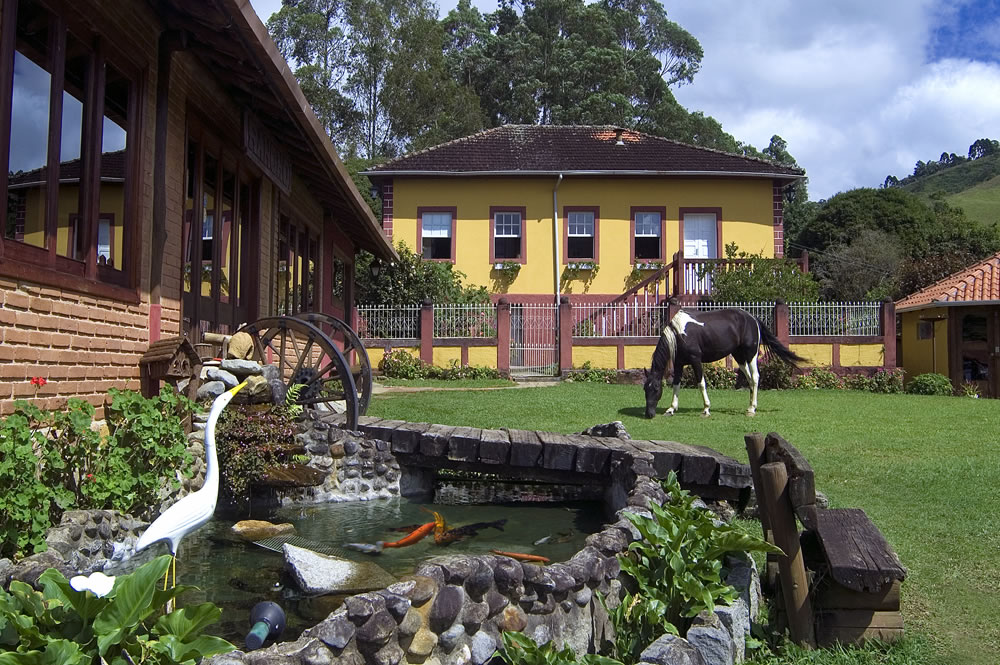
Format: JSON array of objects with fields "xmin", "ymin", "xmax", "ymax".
[{"xmin": 135, "ymin": 380, "xmax": 247, "ymax": 588}]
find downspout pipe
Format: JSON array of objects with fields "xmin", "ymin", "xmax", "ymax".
[{"xmin": 552, "ymin": 173, "xmax": 563, "ymax": 306}]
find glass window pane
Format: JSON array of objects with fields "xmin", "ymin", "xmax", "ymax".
[
  {"xmin": 183, "ymin": 140, "xmax": 197, "ymax": 293},
  {"xmin": 8, "ymin": 41, "xmax": 51, "ymax": 248},
  {"xmin": 495, "ymin": 212, "xmax": 520, "ymax": 237},
  {"xmin": 220, "ymin": 168, "xmax": 235, "ymax": 302},
  {"xmin": 98, "ymin": 63, "xmax": 129, "ymax": 271},
  {"xmin": 635, "ymin": 212, "xmax": 660, "ymax": 237},
  {"xmin": 568, "ymin": 211, "xmax": 593, "ymax": 236},
  {"xmin": 422, "ymin": 212, "xmax": 451, "ymax": 237}
]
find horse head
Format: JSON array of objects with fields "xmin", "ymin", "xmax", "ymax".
[{"xmin": 642, "ymin": 367, "xmax": 663, "ymax": 418}]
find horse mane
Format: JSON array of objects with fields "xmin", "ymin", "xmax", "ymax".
[{"xmin": 650, "ymin": 324, "xmax": 677, "ymax": 375}]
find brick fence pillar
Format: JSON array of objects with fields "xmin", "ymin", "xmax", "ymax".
[
  {"xmin": 881, "ymin": 299, "xmax": 897, "ymax": 369},
  {"xmin": 773, "ymin": 300, "xmax": 790, "ymax": 347},
  {"xmin": 420, "ymin": 299, "xmax": 433, "ymax": 365},
  {"xmin": 559, "ymin": 296, "xmax": 573, "ymax": 377},
  {"xmin": 496, "ymin": 299, "xmax": 511, "ymax": 376}
]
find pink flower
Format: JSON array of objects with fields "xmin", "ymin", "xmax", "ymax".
[{"xmin": 30, "ymin": 377, "xmax": 48, "ymax": 387}]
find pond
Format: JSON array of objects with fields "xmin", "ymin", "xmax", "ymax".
[{"xmin": 150, "ymin": 497, "xmax": 605, "ymax": 646}]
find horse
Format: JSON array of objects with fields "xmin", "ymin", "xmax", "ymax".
[{"xmin": 643, "ymin": 308, "xmax": 804, "ymax": 418}]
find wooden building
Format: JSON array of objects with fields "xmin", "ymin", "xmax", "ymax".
[
  {"xmin": 0, "ymin": 0, "xmax": 395, "ymax": 413},
  {"xmin": 896, "ymin": 251, "xmax": 1000, "ymax": 397}
]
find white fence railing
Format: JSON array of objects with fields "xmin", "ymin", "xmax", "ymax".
[
  {"xmin": 788, "ymin": 301, "xmax": 882, "ymax": 336},
  {"xmin": 356, "ymin": 305, "xmax": 420, "ymax": 340},
  {"xmin": 692, "ymin": 301, "xmax": 776, "ymax": 331},
  {"xmin": 433, "ymin": 304, "xmax": 498, "ymax": 338},
  {"xmin": 572, "ymin": 301, "xmax": 669, "ymax": 337}
]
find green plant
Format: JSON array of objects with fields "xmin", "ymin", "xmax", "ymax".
[
  {"xmin": 602, "ymin": 472, "xmax": 781, "ymax": 662},
  {"xmin": 216, "ymin": 404, "xmax": 299, "ymax": 508},
  {"xmin": 681, "ymin": 364, "xmax": 738, "ymax": 389},
  {"xmin": 703, "ymin": 242, "xmax": 819, "ymax": 302},
  {"xmin": 757, "ymin": 354, "xmax": 794, "ymax": 390},
  {"xmin": 495, "ymin": 631, "xmax": 622, "ymax": 665},
  {"xmin": 378, "ymin": 349, "xmax": 425, "ymax": 380},
  {"xmin": 906, "ymin": 372, "xmax": 953, "ymax": 396},
  {"xmin": 961, "ymin": 381, "xmax": 981, "ymax": 398},
  {"xmin": 567, "ymin": 361, "xmax": 618, "ymax": 383},
  {"xmin": 561, "ymin": 262, "xmax": 600, "ymax": 284},
  {"xmin": 809, "ymin": 367, "xmax": 843, "ymax": 390},
  {"xmin": 0, "ymin": 555, "xmax": 234, "ymax": 663},
  {"xmin": 285, "ymin": 382, "xmax": 305, "ymax": 417},
  {"xmin": 869, "ymin": 368, "xmax": 904, "ymax": 394},
  {"xmin": 379, "ymin": 350, "xmax": 503, "ymax": 381},
  {"xmin": 792, "ymin": 372, "xmax": 817, "ymax": 390}
]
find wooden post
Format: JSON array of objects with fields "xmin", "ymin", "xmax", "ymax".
[
  {"xmin": 744, "ymin": 433, "xmax": 778, "ymax": 591},
  {"xmin": 559, "ymin": 296, "xmax": 573, "ymax": 377},
  {"xmin": 497, "ymin": 298, "xmax": 511, "ymax": 377},
  {"xmin": 672, "ymin": 250, "xmax": 683, "ymax": 297},
  {"xmin": 420, "ymin": 299, "xmax": 434, "ymax": 365},
  {"xmin": 881, "ymin": 300, "xmax": 896, "ymax": 369},
  {"xmin": 774, "ymin": 299, "xmax": 790, "ymax": 347},
  {"xmin": 799, "ymin": 249, "xmax": 809, "ymax": 274},
  {"xmin": 759, "ymin": 461, "xmax": 815, "ymax": 647}
]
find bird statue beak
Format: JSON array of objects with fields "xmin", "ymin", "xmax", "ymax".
[{"xmin": 228, "ymin": 381, "xmax": 248, "ymax": 396}]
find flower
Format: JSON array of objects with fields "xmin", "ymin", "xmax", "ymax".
[
  {"xmin": 69, "ymin": 571, "xmax": 116, "ymax": 597},
  {"xmin": 30, "ymin": 377, "xmax": 47, "ymax": 387}
]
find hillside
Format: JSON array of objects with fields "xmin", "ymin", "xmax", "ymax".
[{"xmin": 900, "ymin": 152, "xmax": 1000, "ymax": 226}]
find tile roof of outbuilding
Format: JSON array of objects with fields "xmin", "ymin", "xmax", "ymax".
[
  {"xmin": 895, "ymin": 251, "xmax": 1000, "ymax": 311},
  {"xmin": 364, "ymin": 125, "xmax": 805, "ymax": 179}
]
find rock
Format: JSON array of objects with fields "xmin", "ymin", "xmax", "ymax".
[
  {"xmin": 231, "ymin": 520, "xmax": 295, "ymax": 542},
  {"xmin": 438, "ymin": 624, "xmax": 466, "ymax": 653},
  {"xmin": 407, "ymin": 629, "xmax": 438, "ymax": 658},
  {"xmin": 243, "ymin": 375, "xmax": 270, "ymax": 402},
  {"xmin": 373, "ymin": 642, "xmax": 405, "ymax": 665},
  {"xmin": 573, "ymin": 587, "xmax": 592, "ymax": 607},
  {"xmin": 343, "ymin": 439, "xmax": 360, "ymax": 455},
  {"xmin": 10, "ymin": 550, "xmax": 68, "ymax": 588},
  {"xmin": 406, "ymin": 575, "xmax": 438, "ymax": 605},
  {"xmin": 497, "ymin": 606, "xmax": 527, "ymax": 632},
  {"xmin": 196, "ymin": 380, "xmax": 226, "ymax": 401},
  {"xmin": 308, "ymin": 613, "xmax": 356, "ymax": 650},
  {"xmin": 485, "ymin": 589, "xmax": 509, "ymax": 617},
  {"xmin": 206, "ymin": 367, "xmax": 239, "ymax": 388},
  {"xmin": 356, "ymin": 610, "xmax": 397, "ymax": 649},
  {"xmin": 714, "ymin": 602, "xmax": 749, "ymax": 664},
  {"xmin": 270, "ymin": 378, "xmax": 288, "ymax": 405},
  {"xmin": 578, "ymin": 421, "xmax": 630, "ymax": 439},
  {"xmin": 639, "ymin": 634, "xmax": 707, "ymax": 665},
  {"xmin": 261, "ymin": 364, "xmax": 281, "ymax": 382},
  {"xmin": 687, "ymin": 611, "xmax": 734, "ymax": 665},
  {"xmin": 461, "ymin": 600, "xmax": 488, "ymax": 628},
  {"xmin": 44, "ymin": 526, "xmax": 80, "ymax": 558},
  {"xmin": 330, "ymin": 443, "xmax": 346, "ymax": 458},
  {"xmin": 398, "ymin": 609, "xmax": 423, "ymax": 637},
  {"xmin": 344, "ymin": 594, "xmax": 387, "ymax": 625},
  {"xmin": 469, "ymin": 632, "xmax": 496, "ymax": 665},
  {"xmin": 377, "ymin": 589, "xmax": 411, "ymax": 622},
  {"xmin": 226, "ymin": 333, "xmax": 255, "ymax": 361},
  {"xmin": 493, "ymin": 557, "xmax": 523, "ymax": 593},
  {"xmin": 283, "ymin": 544, "xmax": 396, "ymax": 595},
  {"xmin": 429, "ymin": 584, "xmax": 465, "ymax": 633},
  {"xmin": 464, "ymin": 561, "xmax": 493, "ymax": 599},
  {"xmin": 0, "ymin": 558, "xmax": 14, "ymax": 586}
]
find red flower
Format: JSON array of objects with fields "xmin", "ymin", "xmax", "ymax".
[{"xmin": 30, "ymin": 377, "xmax": 47, "ymax": 387}]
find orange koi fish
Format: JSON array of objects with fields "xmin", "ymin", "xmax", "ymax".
[
  {"xmin": 380, "ymin": 521, "xmax": 435, "ymax": 548},
  {"xmin": 490, "ymin": 549, "xmax": 550, "ymax": 564}
]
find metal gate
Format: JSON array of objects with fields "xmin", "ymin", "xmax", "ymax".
[{"xmin": 510, "ymin": 303, "xmax": 559, "ymax": 377}]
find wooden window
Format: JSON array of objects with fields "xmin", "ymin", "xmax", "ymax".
[
  {"xmin": 417, "ymin": 207, "xmax": 456, "ymax": 262},
  {"xmin": 0, "ymin": 0, "xmax": 140, "ymax": 294},
  {"xmin": 490, "ymin": 206, "xmax": 526, "ymax": 263},
  {"xmin": 631, "ymin": 207, "xmax": 666, "ymax": 262},
  {"xmin": 275, "ymin": 215, "xmax": 319, "ymax": 316},
  {"xmin": 564, "ymin": 206, "xmax": 599, "ymax": 262}
]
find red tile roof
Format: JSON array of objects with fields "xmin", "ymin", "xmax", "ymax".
[
  {"xmin": 364, "ymin": 125, "xmax": 804, "ymax": 179},
  {"xmin": 8, "ymin": 150, "xmax": 126, "ymax": 187},
  {"xmin": 895, "ymin": 251, "xmax": 1000, "ymax": 311}
]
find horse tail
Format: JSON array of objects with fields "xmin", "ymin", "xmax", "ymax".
[{"xmin": 755, "ymin": 317, "xmax": 806, "ymax": 366}]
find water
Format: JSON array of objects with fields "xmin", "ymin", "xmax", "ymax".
[{"xmin": 145, "ymin": 498, "xmax": 605, "ymax": 645}]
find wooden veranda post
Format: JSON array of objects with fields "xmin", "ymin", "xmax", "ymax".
[{"xmin": 759, "ymin": 461, "xmax": 815, "ymax": 648}]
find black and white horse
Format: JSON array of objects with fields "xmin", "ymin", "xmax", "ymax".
[{"xmin": 643, "ymin": 308, "xmax": 804, "ymax": 418}]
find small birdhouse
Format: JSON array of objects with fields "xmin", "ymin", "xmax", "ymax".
[{"xmin": 139, "ymin": 337, "xmax": 203, "ymax": 400}]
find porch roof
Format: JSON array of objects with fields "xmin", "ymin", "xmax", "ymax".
[
  {"xmin": 154, "ymin": 0, "xmax": 396, "ymax": 261},
  {"xmin": 895, "ymin": 251, "xmax": 1000, "ymax": 312},
  {"xmin": 362, "ymin": 125, "xmax": 805, "ymax": 182}
]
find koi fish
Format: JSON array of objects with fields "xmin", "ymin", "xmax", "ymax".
[
  {"xmin": 381, "ymin": 521, "xmax": 435, "ymax": 548},
  {"xmin": 491, "ymin": 549, "xmax": 550, "ymax": 564},
  {"xmin": 344, "ymin": 542, "xmax": 383, "ymax": 554},
  {"xmin": 532, "ymin": 535, "xmax": 551, "ymax": 546},
  {"xmin": 435, "ymin": 519, "xmax": 508, "ymax": 545},
  {"xmin": 389, "ymin": 524, "xmax": 426, "ymax": 533}
]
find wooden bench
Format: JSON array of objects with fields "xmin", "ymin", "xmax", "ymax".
[{"xmin": 745, "ymin": 432, "xmax": 907, "ymax": 648}]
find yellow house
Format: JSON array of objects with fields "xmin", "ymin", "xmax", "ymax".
[
  {"xmin": 896, "ymin": 251, "xmax": 1000, "ymax": 398},
  {"xmin": 364, "ymin": 125, "xmax": 803, "ymax": 302}
]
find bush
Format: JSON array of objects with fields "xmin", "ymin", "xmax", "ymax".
[
  {"xmin": 810, "ymin": 367, "xmax": 843, "ymax": 390},
  {"xmin": 568, "ymin": 361, "xmax": 618, "ymax": 383},
  {"xmin": 680, "ymin": 363, "xmax": 739, "ymax": 389},
  {"xmin": 758, "ymin": 353, "xmax": 794, "ymax": 390},
  {"xmin": 0, "ymin": 555, "xmax": 234, "ymax": 663},
  {"xmin": 378, "ymin": 349, "xmax": 424, "ymax": 379},
  {"xmin": 216, "ymin": 404, "xmax": 299, "ymax": 508},
  {"xmin": 906, "ymin": 372, "xmax": 954, "ymax": 396},
  {"xmin": 0, "ymin": 388, "xmax": 195, "ymax": 560},
  {"xmin": 378, "ymin": 349, "xmax": 504, "ymax": 381},
  {"xmin": 496, "ymin": 631, "xmax": 621, "ymax": 665},
  {"xmin": 870, "ymin": 368, "xmax": 905, "ymax": 393},
  {"xmin": 793, "ymin": 372, "xmax": 817, "ymax": 390}
]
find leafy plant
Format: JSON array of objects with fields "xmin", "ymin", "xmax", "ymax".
[
  {"xmin": 961, "ymin": 381, "xmax": 980, "ymax": 398},
  {"xmin": 0, "ymin": 555, "xmax": 234, "ymax": 663},
  {"xmin": 680, "ymin": 364, "xmax": 738, "ymax": 389},
  {"xmin": 567, "ymin": 361, "xmax": 618, "ymax": 383},
  {"xmin": 216, "ymin": 404, "xmax": 299, "ymax": 509},
  {"xmin": 495, "ymin": 630, "xmax": 622, "ymax": 665},
  {"xmin": 378, "ymin": 350, "xmax": 503, "ymax": 381},
  {"xmin": 285, "ymin": 383, "xmax": 305, "ymax": 418},
  {"xmin": 562, "ymin": 262, "xmax": 600, "ymax": 284},
  {"xmin": 603, "ymin": 472, "xmax": 781, "ymax": 663},
  {"xmin": 906, "ymin": 372, "xmax": 954, "ymax": 396},
  {"xmin": 378, "ymin": 349, "xmax": 425, "ymax": 380},
  {"xmin": 703, "ymin": 243, "xmax": 819, "ymax": 302},
  {"xmin": 869, "ymin": 368, "xmax": 904, "ymax": 394},
  {"xmin": 757, "ymin": 353, "xmax": 795, "ymax": 390},
  {"xmin": 808, "ymin": 367, "xmax": 842, "ymax": 390}
]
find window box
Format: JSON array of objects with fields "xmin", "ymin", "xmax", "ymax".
[
  {"xmin": 634, "ymin": 261, "xmax": 663, "ymax": 271},
  {"xmin": 568, "ymin": 261, "xmax": 595, "ymax": 270}
]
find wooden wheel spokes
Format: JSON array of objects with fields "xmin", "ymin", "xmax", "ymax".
[
  {"xmin": 293, "ymin": 312, "xmax": 373, "ymax": 416},
  {"xmin": 235, "ymin": 316, "xmax": 359, "ymax": 430}
]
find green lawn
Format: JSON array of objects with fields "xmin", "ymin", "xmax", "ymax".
[
  {"xmin": 374, "ymin": 377, "xmax": 516, "ymax": 389},
  {"xmin": 370, "ymin": 385, "xmax": 1000, "ymax": 665}
]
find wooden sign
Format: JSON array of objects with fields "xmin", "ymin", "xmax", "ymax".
[{"xmin": 243, "ymin": 110, "xmax": 292, "ymax": 194}]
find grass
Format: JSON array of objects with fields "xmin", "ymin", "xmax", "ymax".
[
  {"xmin": 947, "ymin": 174, "xmax": 1000, "ymax": 227},
  {"xmin": 370, "ymin": 384, "xmax": 999, "ymax": 665},
  {"xmin": 375, "ymin": 377, "xmax": 517, "ymax": 389}
]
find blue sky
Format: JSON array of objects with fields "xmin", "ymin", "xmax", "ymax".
[{"xmin": 249, "ymin": 0, "xmax": 1000, "ymax": 200}]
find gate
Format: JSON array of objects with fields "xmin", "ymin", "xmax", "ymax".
[{"xmin": 510, "ymin": 303, "xmax": 559, "ymax": 377}]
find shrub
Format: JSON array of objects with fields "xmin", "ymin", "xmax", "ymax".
[
  {"xmin": 842, "ymin": 372, "xmax": 874, "ymax": 392},
  {"xmin": 378, "ymin": 349, "xmax": 424, "ymax": 379},
  {"xmin": 216, "ymin": 404, "xmax": 299, "ymax": 509},
  {"xmin": 680, "ymin": 364, "xmax": 739, "ymax": 389},
  {"xmin": 906, "ymin": 372, "xmax": 954, "ymax": 396},
  {"xmin": 496, "ymin": 631, "xmax": 622, "ymax": 665},
  {"xmin": 601, "ymin": 472, "xmax": 781, "ymax": 663},
  {"xmin": 379, "ymin": 349, "xmax": 504, "ymax": 381},
  {"xmin": 758, "ymin": 353, "xmax": 794, "ymax": 390},
  {"xmin": 809, "ymin": 367, "xmax": 843, "ymax": 390},
  {"xmin": 0, "ymin": 555, "xmax": 234, "ymax": 663},
  {"xmin": 793, "ymin": 372, "xmax": 818, "ymax": 389},
  {"xmin": 870, "ymin": 368, "xmax": 905, "ymax": 394},
  {"xmin": 568, "ymin": 361, "xmax": 618, "ymax": 383},
  {"xmin": 961, "ymin": 381, "xmax": 980, "ymax": 398}
]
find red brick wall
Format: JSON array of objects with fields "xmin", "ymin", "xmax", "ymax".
[
  {"xmin": 381, "ymin": 180, "xmax": 393, "ymax": 241},
  {"xmin": 772, "ymin": 180, "xmax": 785, "ymax": 258}
]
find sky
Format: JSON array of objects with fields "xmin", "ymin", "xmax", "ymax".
[{"xmin": 251, "ymin": 0, "xmax": 1000, "ymax": 201}]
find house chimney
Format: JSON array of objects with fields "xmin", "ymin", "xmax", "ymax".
[{"xmin": 615, "ymin": 128, "xmax": 624, "ymax": 146}]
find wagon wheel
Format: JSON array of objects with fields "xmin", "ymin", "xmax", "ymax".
[
  {"xmin": 236, "ymin": 316, "xmax": 359, "ymax": 430},
  {"xmin": 293, "ymin": 312, "xmax": 373, "ymax": 416}
]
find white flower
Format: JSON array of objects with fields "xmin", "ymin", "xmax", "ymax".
[{"xmin": 70, "ymin": 571, "xmax": 116, "ymax": 598}]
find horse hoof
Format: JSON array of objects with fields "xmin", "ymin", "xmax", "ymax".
[
  {"xmin": 746, "ymin": 410, "xmax": 756, "ymax": 417},
  {"xmin": 701, "ymin": 411, "xmax": 710, "ymax": 418},
  {"xmin": 664, "ymin": 410, "xmax": 675, "ymax": 417}
]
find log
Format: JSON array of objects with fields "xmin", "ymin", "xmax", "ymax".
[
  {"xmin": 478, "ymin": 429, "xmax": 510, "ymax": 465},
  {"xmin": 537, "ymin": 431, "xmax": 576, "ymax": 471},
  {"xmin": 505, "ymin": 429, "xmax": 542, "ymax": 467},
  {"xmin": 745, "ymin": 433, "xmax": 778, "ymax": 592},
  {"xmin": 814, "ymin": 508, "xmax": 906, "ymax": 593}
]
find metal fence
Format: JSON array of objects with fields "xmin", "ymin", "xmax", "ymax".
[
  {"xmin": 692, "ymin": 301, "xmax": 776, "ymax": 331},
  {"xmin": 572, "ymin": 301, "xmax": 669, "ymax": 337},
  {"xmin": 356, "ymin": 305, "xmax": 420, "ymax": 340},
  {"xmin": 788, "ymin": 301, "xmax": 882, "ymax": 336},
  {"xmin": 433, "ymin": 304, "xmax": 498, "ymax": 338},
  {"xmin": 510, "ymin": 303, "xmax": 559, "ymax": 376}
]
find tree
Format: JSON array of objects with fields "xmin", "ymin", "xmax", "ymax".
[
  {"xmin": 968, "ymin": 138, "xmax": 999, "ymax": 160},
  {"xmin": 704, "ymin": 242, "xmax": 819, "ymax": 302},
  {"xmin": 812, "ymin": 230, "xmax": 902, "ymax": 300},
  {"xmin": 354, "ymin": 243, "xmax": 489, "ymax": 305}
]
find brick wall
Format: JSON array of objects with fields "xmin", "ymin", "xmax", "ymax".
[
  {"xmin": 772, "ymin": 179, "xmax": 785, "ymax": 258},
  {"xmin": 381, "ymin": 180, "xmax": 393, "ymax": 241}
]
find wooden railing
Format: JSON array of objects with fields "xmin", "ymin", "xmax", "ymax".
[{"xmin": 671, "ymin": 250, "xmax": 809, "ymax": 301}]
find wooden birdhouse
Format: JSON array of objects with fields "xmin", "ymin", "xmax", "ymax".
[{"xmin": 139, "ymin": 337, "xmax": 203, "ymax": 401}]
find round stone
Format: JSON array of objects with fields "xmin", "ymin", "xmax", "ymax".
[{"xmin": 429, "ymin": 584, "xmax": 465, "ymax": 633}]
